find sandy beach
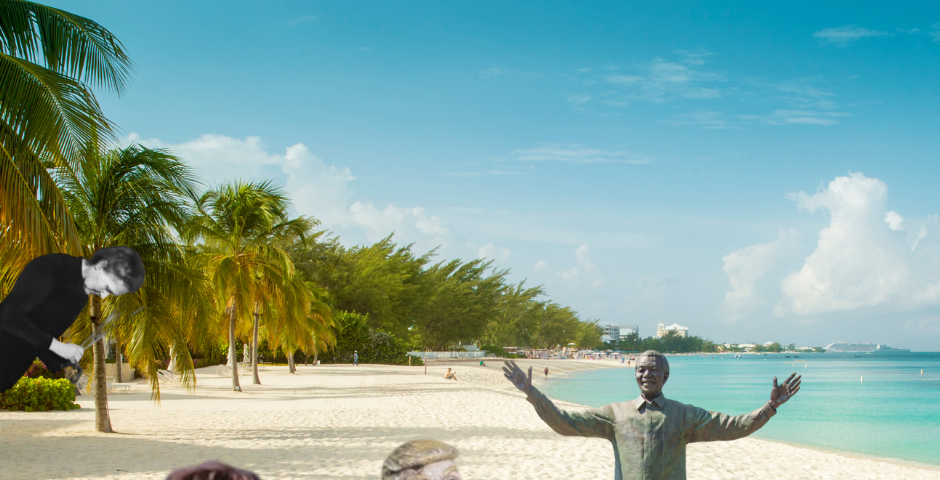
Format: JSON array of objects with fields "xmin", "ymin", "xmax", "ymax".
[{"xmin": 1, "ymin": 359, "xmax": 937, "ymax": 480}]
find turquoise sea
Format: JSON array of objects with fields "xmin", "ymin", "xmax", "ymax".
[{"xmin": 540, "ymin": 352, "xmax": 940, "ymax": 467}]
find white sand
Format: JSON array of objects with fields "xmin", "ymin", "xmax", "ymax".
[{"xmin": 1, "ymin": 359, "xmax": 938, "ymax": 480}]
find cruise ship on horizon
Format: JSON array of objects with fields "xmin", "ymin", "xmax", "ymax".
[{"xmin": 824, "ymin": 342, "xmax": 911, "ymax": 353}]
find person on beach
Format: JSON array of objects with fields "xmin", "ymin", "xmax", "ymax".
[
  {"xmin": 444, "ymin": 368, "xmax": 457, "ymax": 380},
  {"xmin": 544, "ymin": 366, "xmax": 549, "ymax": 378},
  {"xmin": 0, "ymin": 247, "xmax": 145, "ymax": 392},
  {"xmin": 382, "ymin": 439, "xmax": 462, "ymax": 480},
  {"xmin": 503, "ymin": 350, "xmax": 802, "ymax": 480},
  {"xmin": 354, "ymin": 350, "xmax": 359, "ymax": 366},
  {"xmin": 165, "ymin": 461, "xmax": 260, "ymax": 480}
]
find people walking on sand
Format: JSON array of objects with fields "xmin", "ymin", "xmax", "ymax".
[
  {"xmin": 0, "ymin": 247, "xmax": 145, "ymax": 392},
  {"xmin": 544, "ymin": 367, "xmax": 549, "ymax": 378},
  {"xmin": 445, "ymin": 368, "xmax": 457, "ymax": 380},
  {"xmin": 503, "ymin": 350, "xmax": 802, "ymax": 480},
  {"xmin": 354, "ymin": 350, "xmax": 358, "ymax": 366}
]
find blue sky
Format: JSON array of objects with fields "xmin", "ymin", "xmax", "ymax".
[{"xmin": 52, "ymin": 1, "xmax": 940, "ymax": 350}]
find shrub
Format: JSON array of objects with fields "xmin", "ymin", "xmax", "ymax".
[
  {"xmin": 0, "ymin": 377, "xmax": 81, "ymax": 412},
  {"xmin": 319, "ymin": 311, "xmax": 413, "ymax": 365},
  {"xmin": 23, "ymin": 359, "xmax": 67, "ymax": 380}
]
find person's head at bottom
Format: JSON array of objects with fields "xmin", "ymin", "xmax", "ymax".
[
  {"xmin": 165, "ymin": 461, "xmax": 260, "ymax": 480},
  {"xmin": 382, "ymin": 439, "xmax": 462, "ymax": 480}
]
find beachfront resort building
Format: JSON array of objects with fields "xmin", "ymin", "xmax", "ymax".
[
  {"xmin": 656, "ymin": 323, "xmax": 688, "ymax": 338},
  {"xmin": 619, "ymin": 325, "xmax": 639, "ymax": 342},
  {"xmin": 601, "ymin": 322, "xmax": 620, "ymax": 342}
]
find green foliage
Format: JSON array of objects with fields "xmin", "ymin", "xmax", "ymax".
[
  {"xmin": 0, "ymin": 0, "xmax": 134, "ymax": 287},
  {"xmin": 318, "ymin": 311, "xmax": 412, "ymax": 365},
  {"xmin": 618, "ymin": 331, "xmax": 717, "ymax": 353},
  {"xmin": 0, "ymin": 377, "xmax": 81, "ymax": 412},
  {"xmin": 290, "ymin": 234, "xmax": 602, "ymax": 351},
  {"xmin": 23, "ymin": 359, "xmax": 67, "ymax": 380},
  {"xmin": 479, "ymin": 345, "xmax": 523, "ymax": 358}
]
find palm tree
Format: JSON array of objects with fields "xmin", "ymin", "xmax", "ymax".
[
  {"xmin": 54, "ymin": 140, "xmax": 205, "ymax": 432},
  {"xmin": 262, "ymin": 278, "xmax": 334, "ymax": 374},
  {"xmin": 0, "ymin": 0, "xmax": 132, "ymax": 282},
  {"xmin": 185, "ymin": 180, "xmax": 312, "ymax": 391}
]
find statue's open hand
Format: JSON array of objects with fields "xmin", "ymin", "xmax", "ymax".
[
  {"xmin": 770, "ymin": 372, "xmax": 801, "ymax": 408},
  {"xmin": 502, "ymin": 360, "xmax": 532, "ymax": 394}
]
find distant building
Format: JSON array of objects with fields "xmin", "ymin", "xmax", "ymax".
[
  {"xmin": 619, "ymin": 325, "xmax": 639, "ymax": 342},
  {"xmin": 601, "ymin": 322, "xmax": 620, "ymax": 342},
  {"xmin": 656, "ymin": 323, "xmax": 688, "ymax": 338},
  {"xmin": 763, "ymin": 341, "xmax": 775, "ymax": 347},
  {"xmin": 738, "ymin": 343, "xmax": 757, "ymax": 352}
]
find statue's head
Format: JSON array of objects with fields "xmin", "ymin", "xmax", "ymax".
[
  {"xmin": 381, "ymin": 439, "xmax": 461, "ymax": 480},
  {"xmin": 635, "ymin": 350, "xmax": 669, "ymax": 399}
]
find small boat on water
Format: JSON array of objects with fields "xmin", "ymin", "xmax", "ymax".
[{"xmin": 854, "ymin": 355, "xmax": 861, "ymax": 357}]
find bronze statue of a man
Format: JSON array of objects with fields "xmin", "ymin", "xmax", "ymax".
[{"xmin": 503, "ymin": 351, "xmax": 801, "ymax": 480}]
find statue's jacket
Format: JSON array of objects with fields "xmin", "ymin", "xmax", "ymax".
[{"xmin": 526, "ymin": 386, "xmax": 776, "ymax": 480}]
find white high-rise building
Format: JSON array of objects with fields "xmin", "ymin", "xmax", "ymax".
[
  {"xmin": 601, "ymin": 321, "xmax": 620, "ymax": 341},
  {"xmin": 656, "ymin": 323, "xmax": 689, "ymax": 338}
]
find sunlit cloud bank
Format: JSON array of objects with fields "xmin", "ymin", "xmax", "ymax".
[
  {"xmin": 723, "ymin": 172, "xmax": 940, "ymax": 323},
  {"xmin": 124, "ymin": 133, "xmax": 509, "ymax": 262}
]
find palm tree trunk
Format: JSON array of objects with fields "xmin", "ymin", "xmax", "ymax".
[
  {"xmin": 287, "ymin": 349, "xmax": 295, "ymax": 373},
  {"xmin": 115, "ymin": 334, "xmax": 123, "ymax": 383},
  {"xmin": 90, "ymin": 295, "xmax": 114, "ymax": 433},
  {"xmin": 313, "ymin": 350, "xmax": 318, "ymax": 366},
  {"xmin": 229, "ymin": 303, "xmax": 241, "ymax": 392},
  {"xmin": 251, "ymin": 305, "xmax": 261, "ymax": 385}
]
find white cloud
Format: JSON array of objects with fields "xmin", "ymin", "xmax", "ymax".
[
  {"xmin": 479, "ymin": 66, "xmax": 506, "ymax": 79},
  {"xmin": 912, "ymin": 226, "xmax": 927, "ymax": 251},
  {"xmin": 599, "ymin": 56, "xmax": 725, "ymax": 103},
  {"xmin": 813, "ymin": 26, "xmax": 888, "ymax": 46},
  {"xmin": 511, "ymin": 144, "xmax": 652, "ymax": 164},
  {"xmin": 885, "ymin": 211, "xmax": 904, "ymax": 231},
  {"xmin": 660, "ymin": 111, "xmax": 740, "ymax": 130},
  {"xmin": 721, "ymin": 230, "xmax": 799, "ymax": 321},
  {"xmin": 738, "ymin": 109, "xmax": 849, "ymax": 126},
  {"xmin": 776, "ymin": 173, "xmax": 938, "ymax": 315},
  {"xmin": 126, "ymin": 133, "xmax": 469, "ymax": 257},
  {"xmin": 547, "ymin": 244, "xmax": 600, "ymax": 286},
  {"xmin": 575, "ymin": 244, "xmax": 594, "ymax": 270},
  {"xmin": 478, "ymin": 243, "xmax": 511, "ymax": 261},
  {"xmin": 533, "ymin": 260, "xmax": 547, "ymax": 272},
  {"xmin": 721, "ymin": 173, "xmax": 940, "ymax": 321},
  {"xmin": 286, "ymin": 15, "xmax": 317, "ymax": 26}
]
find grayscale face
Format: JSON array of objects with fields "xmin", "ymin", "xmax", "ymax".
[
  {"xmin": 635, "ymin": 355, "xmax": 667, "ymax": 398},
  {"xmin": 84, "ymin": 263, "xmax": 130, "ymax": 299}
]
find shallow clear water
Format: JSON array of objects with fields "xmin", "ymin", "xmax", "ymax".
[{"xmin": 540, "ymin": 352, "xmax": 940, "ymax": 466}]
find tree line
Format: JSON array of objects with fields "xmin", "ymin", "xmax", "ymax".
[{"xmin": 615, "ymin": 331, "xmax": 718, "ymax": 354}]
